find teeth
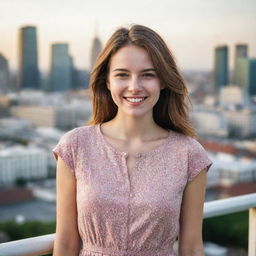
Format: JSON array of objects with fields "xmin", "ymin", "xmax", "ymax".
[{"xmin": 126, "ymin": 97, "xmax": 145, "ymax": 103}]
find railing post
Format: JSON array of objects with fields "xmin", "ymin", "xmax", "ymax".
[{"xmin": 249, "ymin": 208, "xmax": 256, "ymax": 256}]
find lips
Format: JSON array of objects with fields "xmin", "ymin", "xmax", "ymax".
[
  {"xmin": 123, "ymin": 96, "xmax": 148, "ymax": 100},
  {"xmin": 123, "ymin": 96, "xmax": 148, "ymax": 104}
]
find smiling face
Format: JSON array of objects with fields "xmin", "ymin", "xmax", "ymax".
[{"xmin": 107, "ymin": 44, "xmax": 164, "ymax": 119}]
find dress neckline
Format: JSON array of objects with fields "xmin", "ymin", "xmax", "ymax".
[{"xmin": 96, "ymin": 123, "xmax": 174, "ymax": 158}]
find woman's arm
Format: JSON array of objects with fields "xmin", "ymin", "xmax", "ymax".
[
  {"xmin": 53, "ymin": 157, "xmax": 80, "ymax": 256},
  {"xmin": 178, "ymin": 168, "xmax": 208, "ymax": 256}
]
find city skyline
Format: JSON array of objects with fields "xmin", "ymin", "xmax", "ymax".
[{"xmin": 0, "ymin": 0, "xmax": 255, "ymax": 72}]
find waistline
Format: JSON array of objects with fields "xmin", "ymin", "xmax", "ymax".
[{"xmin": 81, "ymin": 243, "xmax": 176, "ymax": 256}]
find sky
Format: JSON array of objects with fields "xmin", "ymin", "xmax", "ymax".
[{"xmin": 0, "ymin": 0, "xmax": 255, "ymax": 72}]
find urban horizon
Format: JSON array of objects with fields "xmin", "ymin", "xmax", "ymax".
[{"xmin": 0, "ymin": 0, "xmax": 255, "ymax": 72}]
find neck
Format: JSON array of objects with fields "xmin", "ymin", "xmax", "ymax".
[{"xmin": 106, "ymin": 112, "xmax": 160, "ymax": 140}]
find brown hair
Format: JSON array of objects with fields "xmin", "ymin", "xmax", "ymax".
[{"xmin": 86, "ymin": 24, "xmax": 196, "ymax": 138}]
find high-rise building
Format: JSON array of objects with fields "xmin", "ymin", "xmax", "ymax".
[
  {"xmin": 235, "ymin": 44, "xmax": 248, "ymax": 58},
  {"xmin": 90, "ymin": 36, "xmax": 102, "ymax": 70},
  {"xmin": 18, "ymin": 26, "xmax": 40, "ymax": 89},
  {"xmin": 235, "ymin": 58, "xmax": 256, "ymax": 96},
  {"xmin": 0, "ymin": 53, "xmax": 10, "ymax": 93},
  {"xmin": 249, "ymin": 59, "xmax": 256, "ymax": 96},
  {"xmin": 50, "ymin": 43, "xmax": 72, "ymax": 91},
  {"xmin": 214, "ymin": 45, "xmax": 229, "ymax": 94},
  {"xmin": 234, "ymin": 44, "xmax": 248, "ymax": 85},
  {"xmin": 69, "ymin": 55, "xmax": 76, "ymax": 89}
]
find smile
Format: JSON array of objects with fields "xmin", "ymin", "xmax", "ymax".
[{"xmin": 124, "ymin": 97, "xmax": 147, "ymax": 103}]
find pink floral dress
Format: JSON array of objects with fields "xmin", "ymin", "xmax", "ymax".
[{"xmin": 53, "ymin": 124, "xmax": 213, "ymax": 256}]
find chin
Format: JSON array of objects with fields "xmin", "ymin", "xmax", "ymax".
[{"xmin": 123, "ymin": 109, "xmax": 152, "ymax": 118}]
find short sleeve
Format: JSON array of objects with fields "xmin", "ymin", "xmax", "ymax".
[
  {"xmin": 187, "ymin": 137, "xmax": 213, "ymax": 183},
  {"xmin": 52, "ymin": 128, "xmax": 78, "ymax": 175}
]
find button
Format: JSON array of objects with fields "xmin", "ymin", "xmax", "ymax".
[{"xmin": 121, "ymin": 152, "xmax": 128, "ymax": 157}]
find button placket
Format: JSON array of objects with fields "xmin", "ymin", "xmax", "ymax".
[
  {"xmin": 120, "ymin": 151, "xmax": 132, "ymax": 250},
  {"xmin": 121, "ymin": 151, "xmax": 130, "ymax": 188},
  {"xmin": 121, "ymin": 152, "xmax": 128, "ymax": 169},
  {"xmin": 121, "ymin": 153, "xmax": 134, "ymax": 196},
  {"xmin": 121, "ymin": 152, "xmax": 128, "ymax": 157}
]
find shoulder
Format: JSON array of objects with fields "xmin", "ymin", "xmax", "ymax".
[
  {"xmin": 170, "ymin": 130, "xmax": 206, "ymax": 154},
  {"xmin": 185, "ymin": 136, "xmax": 206, "ymax": 154},
  {"xmin": 184, "ymin": 135, "xmax": 212, "ymax": 169},
  {"xmin": 60, "ymin": 125, "xmax": 96, "ymax": 142},
  {"xmin": 169, "ymin": 130, "xmax": 194, "ymax": 149},
  {"xmin": 53, "ymin": 125, "xmax": 97, "ymax": 164}
]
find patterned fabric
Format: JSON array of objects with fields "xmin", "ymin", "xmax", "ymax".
[{"xmin": 53, "ymin": 124, "xmax": 213, "ymax": 256}]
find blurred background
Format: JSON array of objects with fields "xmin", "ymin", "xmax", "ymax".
[{"xmin": 0, "ymin": 0, "xmax": 255, "ymax": 255}]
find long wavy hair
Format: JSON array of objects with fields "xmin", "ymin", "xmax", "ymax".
[{"xmin": 86, "ymin": 24, "xmax": 196, "ymax": 138}]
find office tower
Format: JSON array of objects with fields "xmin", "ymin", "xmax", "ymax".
[
  {"xmin": 90, "ymin": 35, "xmax": 102, "ymax": 70},
  {"xmin": 0, "ymin": 53, "xmax": 10, "ymax": 93},
  {"xmin": 214, "ymin": 45, "xmax": 229, "ymax": 94},
  {"xmin": 50, "ymin": 43, "xmax": 72, "ymax": 91},
  {"xmin": 235, "ymin": 44, "xmax": 248, "ymax": 59},
  {"xmin": 18, "ymin": 26, "xmax": 40, "ymax": 89},
  {"xmin": 234, "ymin": 44, "xmax": 248, "ymax": 85},
  {"xmin": 249, "ymin": 59, "xmax": 256, "ymax": 96},
  {"xmin": 235, "ymin": 58, "xmax": 256, "ymax": 96},
  {"xmin": 69, "ymin": 55, "xmax": 77, "ymax": 90},
  {"xmin": 69, "ymin": 56, "xmax": 86, "ymax": 90},
  {"xmin": 72, "ymin": 69, "xmax": 89, "ymax": 89}
]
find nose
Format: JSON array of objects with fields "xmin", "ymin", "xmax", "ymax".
[{"xmin": 128, "ymin": 76, "xmax": 142, "ymax": 92}]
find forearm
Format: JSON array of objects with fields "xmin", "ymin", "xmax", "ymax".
[
  {"xmin": 53, "ymin": 242, "xmax": 80, "ymax": 256},
  {"xmin": 178, "ymin": 246, "xmax": 205, "ymax": 256}
]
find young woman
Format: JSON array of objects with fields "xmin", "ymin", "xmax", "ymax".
[{"xmin": 52, "ymin": 24, "xmax": 213, "ymax": 256}]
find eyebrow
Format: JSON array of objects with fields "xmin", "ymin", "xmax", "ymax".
[{"xmin": 112, "ymin": 68, "xmax": 156, "ymax": 72}]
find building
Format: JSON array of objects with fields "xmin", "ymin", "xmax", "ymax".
[
  {"xmin": 55, "ymin": 102, "xmax": 91, "ymax": 129},
  {"xmin": 0, "ymin": 118, "xmax": 35, "ymax": 140},
  {"xmin": 0, "ymin": 94, "xmax": 11, "ymax": 117},
  {"xmin": 11, "ymin": 106, "xmax": 55, "ymax": 127},
  {"xmin": 216, "ymin": 182, "xmax": 256, "ymax": 198},
  {"xmin": 214, "ymin": 45, "xmax": 229, "ymax": 94},
  {"xmin": 11, "ymin": 101, "xmax": 91, "ymax": 129},
  {"xmin": 190, "ymin": 110, "xmax": 228, "ymax": 137},
  {"xmin": 0, "ymin": 53, "xmax": 10, "ymax": 93},
  {"xmin": 208, "ymin": 152, "xmax": 256, "ymax": 187},
  {"xmin": 0, "ymin": 95, "xmax": 10, "ymax": 108},
  {"xmin": 219, "ymin": 85, "xmax": 248, "ymax": 107},
  {"xmin": 16, "ymin": 89, "xmax": 46, "ymax": 105},
  {"xmin": 234, "ymin": 57, "xmax": 256, "ymax": 96},
  {"xmin": 0, "ymin": 146, "xmax": 48, "ymax": 186},
  {"xmin": 90, "ymin": 35, "xmax": 102, "ymax": 70},
  {"xmin": 71, "ymin": 69, "xmax": 89, "ymax": 89},
  {"xmin": 214, "ymin": 153, "xmax": 256, "ymax": 186},
  {"xmin": 50, "ymin": 43, "xmax": 72, "ymax": 91},
  {"xmin": 248, "ymin": 59, "xmax": 256, "ymax": 96},
  {"xmin": 233, "ymin": 44, "xmax": 248, "ymax": 85},
  {"xmin": 0, "ymin": 187, "xmax": 34, "ymax": 205},
  {"xmin": 18, "ymin": 26, "xmax": 40, "ymax": 90},
  {"xmin": 223, "ymin": 108, "xmax": 256, "ymax": 138}
]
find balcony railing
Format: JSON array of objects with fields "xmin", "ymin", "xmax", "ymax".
[{"xmin": 0, "ymin": 193, "xmax": 256, "ymax": 256}]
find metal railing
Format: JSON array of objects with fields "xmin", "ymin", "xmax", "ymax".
[{"xmin": 0, "ymin": 193, "xmax": 256, "ymax": 256}]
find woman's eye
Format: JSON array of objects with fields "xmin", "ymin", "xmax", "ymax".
[
  {"xmin": 142, "ymin": 73, "xmax": 155, "ymax": 77},
  {"xmin": 116, "ymin": 73, "xmax": 128, "ymax": 78}
]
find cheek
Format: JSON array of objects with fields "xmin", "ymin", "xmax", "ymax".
[
  {"xmin": 109, "ymin": 80, "xmax": 125, "ymax": 94},
  {"xmin": 108, "ymin": 83, "xmax": 124, "ymax": 102},
  {"xmin": 147, "ymin": 82, "xmax": 162, "ymax": 94}
]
